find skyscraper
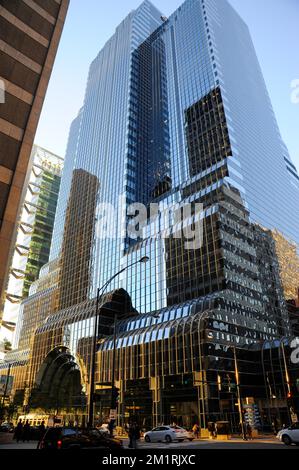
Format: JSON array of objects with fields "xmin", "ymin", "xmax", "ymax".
[
  {"xmin": 52, "ymin": 0, "xmax": 299, "ymax": 314},
  {"xmin": 0, "ymin": 145, "xmax": 63, "ymax": 346},
  {"xmin": 0, "ymin": 0, "xmax": 69, "ymax": 328},
  {"xmin": 3, "ymin": 0, "xmax": 299, "ymax": 428}
]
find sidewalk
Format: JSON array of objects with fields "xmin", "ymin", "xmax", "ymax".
[{"xmin": 0, "ymin": 433, "xmax": 14, "ymax": 445}]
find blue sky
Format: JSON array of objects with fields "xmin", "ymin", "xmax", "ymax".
[{"xmin": 35, "ymin": 0, "xmax": 299, "ymax": 171}]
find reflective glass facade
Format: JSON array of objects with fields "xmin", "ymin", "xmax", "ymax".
[
  {"xmin": 50, "ymin": 109, "xmax": 82, "ymax": 260},
  {"xmin": 51, "ymin": 0, "xmax": 298, "ymax": 317},
  {"xmin": 4, "ymin": 0, "xmax": 299, "ymax": 429},
  {"xmin": 1, "ymin": 145, "xmax": 63, "ymax": 345},
  {"xmin": 207, "ymin": 0, "xmax": 299, "ymax": 243}
]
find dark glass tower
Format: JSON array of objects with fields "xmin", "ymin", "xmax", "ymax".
[
  {"xmin": 3, "ymin": 0, "xmax": 299, "ymax": 429},
  {"xmin": 50, "ymin": 0, "xmax": 299, "ymax": 316}
]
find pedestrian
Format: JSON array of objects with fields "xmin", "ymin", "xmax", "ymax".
[
  {"xmin": 14, "ymin": 419, "xmax": 23, "ymax": 443},
  {"xmin": 128, "ymin": 422, "xmax": 133, "ymax": 448},
  {"xmin": 38, "ymin": 420, "xmax": 46, "ymax": 441},
  {"xmin": 272, "ymin": 419, "xmax": 279, "ymax": 435},
  {"xmin": 241, "ymin": 421, "xmax": 247, "ymax": 440},
  {"xmin": 23, "ymin": 419, "xmax": 31, "ymax": 442},
  {"xmin": 192, "ymin": 423, "xmax": 200, "ymax": 439},
  {"xmin": 131, "ymin": 422, "xmax": 140, "ymax": 449},
  {"xmin": 246, "ymin": 423, "xmax": 253, "ymax": 440},
  {"xmin": 211, "ymin": 421, "xmax": 217, "ymax": 438}
]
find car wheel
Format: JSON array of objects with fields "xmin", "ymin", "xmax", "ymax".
[
  {"xmin": 188, "ymin": 438, "xmax": 194, "ymax": 441},
  {"xmin": 282, "ymin": 435, "xmax": 292, "ymax": 446},
  {"xmin": 178, "ymin": 439, "xmax": 184, "ymax": 443},
  {"xmin": 144, "ymin": 435, "xmax": 151, "ymax": 443},
  {"xmin": 165, "ymin": 435, "xmax": 172, "ymax": 443}
]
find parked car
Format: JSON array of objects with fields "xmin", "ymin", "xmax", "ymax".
[
  {"xmin": 0, "ymin": 422, "xmax": 14, "ymax": 433},
  {"xmin": 30, "ymin": 426, "xmax": 44, "ymax": 440},
  {"xmin": 277, "ymin": 422, "xmax": 299, "ymax": 446},
  {"xmin": 38, "ymin": 427, "xmax": 123, "ymax": 450},
  {"xmin": 144, "ymin": 425, "xmax": 193, "ymax": 443}
]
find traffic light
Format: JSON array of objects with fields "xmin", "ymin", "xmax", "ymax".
[{"xmin": 286, "ymin": 391, "xmax": 295, "ymax": 415}]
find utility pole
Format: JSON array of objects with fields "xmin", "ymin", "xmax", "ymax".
[{"xmin": 233, "ymin": 347, "xmax": 245, "ymax": 439}]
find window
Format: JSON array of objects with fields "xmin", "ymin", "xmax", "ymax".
[{"xmin": 62, "ymin": 429, "xmax": 77, "ymax": 436}]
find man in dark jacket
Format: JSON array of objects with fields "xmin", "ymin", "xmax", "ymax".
[
  {"xmin": 14, "ymin": 419, "xmax": 23, "ymax": 443},
  {"xmin": 128, "ymin": 422, "xmax": 140, "ymax": 449},
  {"xmin": 23, "ymin": 419, "xmax": 31, "ymax": 442},
  {"xmin": 38, "ymin": 421, "xmax": 46, "ymax": 441}
]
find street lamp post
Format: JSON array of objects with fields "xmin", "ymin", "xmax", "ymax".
[
  {"xmin": 280, "ymin": 337, "xmax": 293, "ymax": 424},
  {"xmin": 87, "ymin": 256, "xmax": 149, "ymax": 428},
  {"xmin": 233, "ymin": 346, "xmax": 246, "ymax": 439},
  {"xmin": 109, "ymin": 311, "xmax": 118, "ymax": 432}
]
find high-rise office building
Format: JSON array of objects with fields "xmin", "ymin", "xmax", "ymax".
[
  {"xmin": 2, "ymin": 0, "xmax": 299, "ymax": 428},
  {"xmin": 0, "ymin": 145, "xmax": 63, "ymax": 345},
  {"xmin": 51, "ymin": 0, "xmax": 299, "ymax": 313},
  {"xmin": 0, "ymin": 0, "xmax": 69, "ymax": 328},
  {"xmin": 271, "ymin": 230, "xmax": 299, "ymax": 302}
]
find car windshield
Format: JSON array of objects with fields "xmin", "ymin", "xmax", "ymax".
[
  {"xmin": 62, "ymin": 429, "xmax": 78, "ymax": 436},
  {"xmin": 44, "ymin": 428, "xmax": 80, "ymax": 439},
  {"xmin": 170, "ymin": 425, "xmax": 184, "ymax": 430}
]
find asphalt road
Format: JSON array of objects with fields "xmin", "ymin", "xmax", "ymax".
[{"xmin": 0, "ymin": 436, "xmax": 297, "ymax": 450}]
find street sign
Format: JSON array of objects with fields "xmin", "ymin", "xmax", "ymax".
[
  {"xmin": 109, "ymin": 409, "xmax": 117, "ymax": 420},
  {"xmin": 95, "ymin": 384, "xmax": 112, "ymax": 390}
]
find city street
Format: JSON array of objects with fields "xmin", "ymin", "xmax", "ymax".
[{"xmin": 0, "ymin": 434, "xmax": 297, "ymax": 450}]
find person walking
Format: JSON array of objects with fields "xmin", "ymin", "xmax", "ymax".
[
  {"xmin": 241, "ymin": 421, "xmax": 248, "ymax": 440},
  {"xmin": 128, "ymin": 422, "xmax": 134, "ymax": 448},
  {"xmin": 272, "ymin": 418, "xmax": 279, "ymax": 435},
  {"xmin": 246, "ymin": 423, "xmax": 253, "ymax": 440},
  {"xmin": 38, "ymin": 421, "xmax": 46, "ymax": 440},
  {"xmin": 14, "ymin": 419, "xmax": 23, "ymax": 443},
  {"xmin": 131, "ymin": 422, "xmax": 140, "ymax": 449},
  {"xmin": 23, "ymin": 419, "xmax": 31, "ymax": 442},
  {"xmin": 192, "ymin": 423, "xmax": 200, "ymax": 439},
  {"xmin": 211, "ymin": 421, "xmax": 217, "ymax": 438},
  {"xmin": 108, "ymin": 419, "xmax": 115, "ymax": 437}
]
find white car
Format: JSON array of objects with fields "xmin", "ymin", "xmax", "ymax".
[
  {"xmin": 277, "ymin": 423, "xmax": 299, "ymax": 446},
  {"xmin": 98, "ymin": 423, "xmax": 109, "ymax": 435},
  {"xmin": 144, "ymin": 425, "xmax": 193, "ymax": 443}
]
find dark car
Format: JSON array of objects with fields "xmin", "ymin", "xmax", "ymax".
[
  {"xmin": 30, "ymin": 426, "xmax": 44, "ymax": 440},
  {"xmin": 38, "ymin": 427, "xmax": 123, "ymax": 450},
  {"xmin": 0, "ymin": 423, "xmax": 14, "ymax": 433}
]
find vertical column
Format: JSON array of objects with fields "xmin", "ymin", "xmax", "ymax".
[
  {"xmin": 150, "ymin": 377, "xmax": 162, "ymax": 427},
  {"xmin": 116, "ymin": 379, "xmax": 124, "ymax": 429},
  {"xmin": 194, "ymin": 370, "xmax": 208, "ymax": 431}
]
